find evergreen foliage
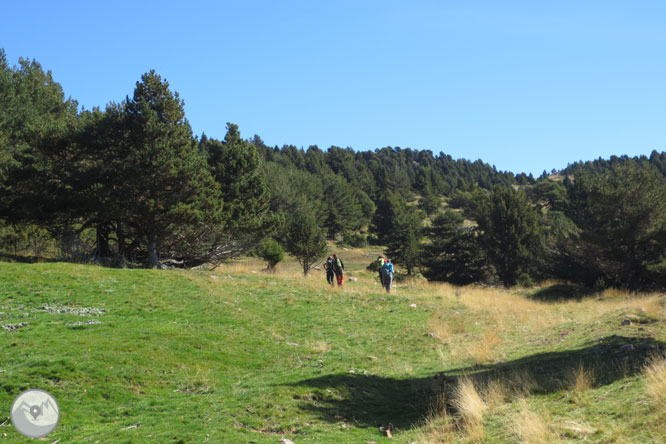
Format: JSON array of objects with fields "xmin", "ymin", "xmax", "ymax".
[
  {"xmin": 4, "ymin": 48, "xmax": 666, "ymax": 290},
  {"xmin": 422, "ymin": 211, "xmax": 487, "ymax": 285},
  {"xmin": 259, "ymin": 238, "xmax": 284, "ymax": 271},
  {"xmin": 285, "ymin": 211, "xmax": 328, "ymax": 275},
  {"xmin": 322, "ymin": 176, "xmax": 364, "ymax": 239},
  {"xmin": 384, "ymin": 201, "xmax": 424, "ymax": 276},
  {"xmin": 118, "ymin": 71, "xmax": 222, "ymax": 268},
  {"xmin": 474, "ymin": 187, "xmax": 544, "ymax": 286},
  {"xmin": 199, "ymin": 124, "xmax": 278, "ymax": 261},
  {"xmin": 564, "ymin": 163, "xmax": 666, "ymax": 289}
]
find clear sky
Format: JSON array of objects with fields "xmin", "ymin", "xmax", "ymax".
[{"xmin": 3, "ymin": 1, "xmax": 665, "ymax": 175}]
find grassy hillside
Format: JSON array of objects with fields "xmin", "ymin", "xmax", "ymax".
[{"xmin": 1, "ymin": 251, "xmax": 665, "ymax": 443}]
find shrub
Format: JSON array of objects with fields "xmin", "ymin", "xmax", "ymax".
[
  {"xmin": 342, "ymin": 232, "xmax": 368, "ymax": 248},
  {"xmin": 259, "ymin": 238, "xmax": 284, "ymax": 271}
]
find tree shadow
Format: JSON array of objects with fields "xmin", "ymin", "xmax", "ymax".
[
  {"xmin": 0, "ymin": 253, "xmax": 52, "ymax": 263},
  {"xmin": 286, "ymin": 335, "xmax": 665, "ymax": 431},
  {"xmin": 0, "ymin": 252, "xmax": 139, "ymax": 268},
  {"xmin": 529, "ymin": 283, "xmax": 597, "ymax": 302}
]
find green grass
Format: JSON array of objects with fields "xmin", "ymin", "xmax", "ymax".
[{"xmin": 1, "ymin": 257, "xmax": 665, "ymax": 443}]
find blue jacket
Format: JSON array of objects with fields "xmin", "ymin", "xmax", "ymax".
[{"xmin": 381, "ymin": 262, "xmax": 394, "ymax": 275}]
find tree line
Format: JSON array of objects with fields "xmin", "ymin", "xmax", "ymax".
[
  {"xmin": 2, "ymin": 50, "xmax": 666, "ymax": 290},
  {"xmin": 0, "ymin": 51, "xmax": 277, "ymax": 268}
]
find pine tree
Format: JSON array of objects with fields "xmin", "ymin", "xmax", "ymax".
[
  {"xmin": 119, "ymin": 70, "xmax": 222, "ymax": 268},
  {"xmin": 259, "ymin": 238, "xmax": 284, "ymax": 271},
  {"xmin": 322, "ymin": 176, "xmax": 363, "ymax": 239},
  {"xmin": 475, "ymin": 187, "xmax": 544, "ymax": 286},
  {"xmin": 286, "ymin": 211, "xmax": 327, "ymax": 275},
  {"xmin": 0, "ymin": 54, "xmax": 78, "ymax": 228},
  {"xmin": 370, "ymin": 190, "xmax": 403, "ymax": 244},
  {"xmin": 201, "ymin": 123, "xmax": 277, "ymax": 258},
  {"xmin": 422, "ymin": 210, "xmax": 486, "ymax": 284},
  {"xmin": 418, "ymin": 187, "xmax": 441, "ymax": 217},
  {"xmin": 565, "ymin": 163, "xmax": 666, "ymax": 289},
  {"xmin": 385, "ymin": 205, "xmax": 424, "ymax": 276}
]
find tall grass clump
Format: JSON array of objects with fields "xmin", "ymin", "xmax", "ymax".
[
  {"xmin": 451, "ymin": 376, "xmax": 486, "ymax": 440},
  {"xmin": 568, "ymin": 363, "xmax": 594, "ymax": 393},
  {"xmin": 644, "ymin": 355, "xmax": 666, "ymax": 409},
  {"xmin": 513, "ymin": 399, "xmax": 554, "ymax": 444},
  {"xmin": 481, "ymin": 378, "xmax": 510, "ymax": 408},
  {"xmin": 415, "ymin": 393, "xmax": 456, "ymax": 444}
]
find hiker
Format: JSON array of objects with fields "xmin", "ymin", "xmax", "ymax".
[
  {"xmin": 324, "ymin": 256, "xmax": 335, "ymax": 286},
  {"xmin": 381, "ymin": 259, "xmax": 394, "ymax": 293},
  {"xmin": 332, "ymin": 253, "xmax": 345, "ymax": 287},
  {"xmin": 376, "ymin": 255, "xmax": 385, "ymax": 281}
]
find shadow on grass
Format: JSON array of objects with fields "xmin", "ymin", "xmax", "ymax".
[
  {"xmin": 529, "ymin": 283, "xmax": 597, "ymax": 302},
  {"xmin": 0, "ymin": 253, "xmax": 52, "ymax": 264},
  {"xmin": 0, "ymin": 252, "xmax": 141, "ymax": 268},
  {"xmin": 287, "ymin": 335, "xmax": 665, "ymax": 431}
]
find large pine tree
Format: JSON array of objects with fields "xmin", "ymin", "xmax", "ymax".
[
  {"xmin": 200, "ymin": 123, "xmax": 277, "ymax": 259},
  {"xmin": 118, "ymin": 71, "xmax": 222, "ymax": 268},
  {"xmin": 565, "ymin": 163, "xmax": 666, "ymax": 289},
  {"xmin": 422, "ymin": 210, "xmax": 487, "ymax": 284},
  {"xmin": 475, "ymin": 187, "xmax": 544, "ymax": 286}
]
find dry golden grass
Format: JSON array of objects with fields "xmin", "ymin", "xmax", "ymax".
[
  {"xmin": 644, "ymin": 355, "xmax": 666, "ymax": 410},
  {"xmin": 308, "ymin": 340, "xmax": 331, "ymax": 353},
  {"xmin": 421, "ymin": 281, "xmax": 664, "ymax": 363},
  {"xmin": 513, "ymin": 399, "xmax": 554, "ymax": 444},
  {"xmin": 468, "ymin": 330, "xmax": 503, "ymax": 364},
  {"xmin": 414, "ymin": 391, "xmax": 459, "ymax": 444},
  {"xmin": 481, "ymin": 378, "xmax": 510, "ymax": 409},
  {"xmin": 451, "ymin": 376, "xmax": 487, "ymax": 440},
  {"xmin": 559, "ymin": 420, "xmax": 597, "ymax": 437},
  {"xmin": 567, "ymin": 363, "xmax": 594, "ymax": 392},
  {"xmin": 606, "ymin": 424, "xmax": 630, "ymax": 444},
  {"xmin": 428, "ymin": 312, "xmax": 468, "ymax": 341},
  {"xmin": 630, "ymin": 296, "xmax": 664, "ymax": 320},
  {"xmin": 414, "ymin": 419, "xmax": 456, "ymax": 443},
  {"xmin": 507, "ymin": 368, "xmax": 540, "ymax": 397}
]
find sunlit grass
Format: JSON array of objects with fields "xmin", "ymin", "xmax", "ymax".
[
  {"xmin": 513, "ymin": 399, "xmax": 554, "ymax": 444},
  {"xmin": 451, "ymin": 376, "xmax": 486, "ymax": 440},
  {"xmin": 2, "ymin": 250, "xmax": 666, "ymax": 443},
  {"xmin": 644, "ymin": 355, "xmax": 666, "ymax": 410}
]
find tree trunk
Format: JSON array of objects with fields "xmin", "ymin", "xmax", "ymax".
[
  {"xmin": 117, "ymin": 229, "xmax": 126, "ymax": 259},
  {"xmin": 96, "ymin": 225, "xmax": 110, "ymax": 259},
  {"xmin": 61, "ymin": 227, "xmax": 74, "ymax": 259},
  {"xmin": 147, "ymin": 233, "xmax": 159, "ymax": 269}
]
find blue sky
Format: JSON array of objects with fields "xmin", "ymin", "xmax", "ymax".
[{"xmin": 3, "ymin": 1, "xmax": 665, "ymax": 175}]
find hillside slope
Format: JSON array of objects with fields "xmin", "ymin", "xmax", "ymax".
[{"xmin": 1, "ymin": 258, "xmax": 665, "ymax": 443}]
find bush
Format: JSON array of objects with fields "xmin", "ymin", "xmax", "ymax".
[
  {"xmin": 259, "ymin": 238, "xmax": 284, "ymax": 271},
  {"xmin": 366, "ymin": 233, "xmax": 381, "ymax": 246},
  {"xmin": 342, "ymin": 232, "xmax": 368, "ymax": 248}
]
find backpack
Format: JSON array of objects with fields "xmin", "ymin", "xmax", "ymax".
[{"xmin": 335, "ymin": 258, "xmax": 344, "ymax": 273}]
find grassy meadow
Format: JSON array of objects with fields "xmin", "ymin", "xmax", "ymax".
[{"xmin": 1, "ymin": 248, "xmax": 666, "ymax": 443}]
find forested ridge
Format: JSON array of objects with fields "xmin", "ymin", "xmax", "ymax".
[{"xmin": 3, "ymin": 50, "xmax": 666, "ymax": 290}]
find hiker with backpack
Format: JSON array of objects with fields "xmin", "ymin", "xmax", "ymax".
[
  {"xmin": 332, "ymin": 253, "xmax": 344, "ymax": 287},
  {"xmin": 324, "ymin": 256, "xmax": 335, "ymax": 286},
  {"xmin": 381, "ymin": 259, "xmax": 394, "ymax": 293},
  {"xmin": 376, "ymin": 255, "xmax": 385, "ymax": 282}
]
